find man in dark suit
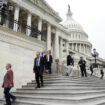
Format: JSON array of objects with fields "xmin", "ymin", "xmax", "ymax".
[
  {"xmin": 78, "ymin": 57, "xmax": 87, "ymax": 77},
  {"xmin": 3, "ymin": 64, "xmax": 16, "ymax": 105},
  {"xmin": 44, "ymin": 50, "xmax": 53, "ymax": 74},
  {"xmin": 33, "ymin": 52, "xmax": 44, "ymax": 88},
  {"xmin": 67, "ymin": 52, "xmax": 74, "ymax": 66},
  {"xmin": 66, "ymin": 52, "xmax": 74, "ymax": 76}
]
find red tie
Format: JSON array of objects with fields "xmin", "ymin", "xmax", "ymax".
[{"xmin": 47, "ymin": 55, "xmax": 48, "ymax": 62}]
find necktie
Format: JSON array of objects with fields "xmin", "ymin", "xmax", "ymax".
[
  {"xmin": 37, "ymin": 58, "xmax": 39, "ymax": 67},
  {"xmin": 47, "ymin": 55, "xmax": 49, "ymax": 62}
]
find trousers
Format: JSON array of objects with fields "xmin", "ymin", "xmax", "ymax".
[
  {"xmin": 4, "ymin": 88, "xmax": 16, "ymax": 105},
  {"xmin": 80, "ymin": 67, "xmax": 87, "ymax": 77}
]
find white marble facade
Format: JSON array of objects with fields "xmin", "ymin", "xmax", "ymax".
[
  {"xmin": 0, "ymin": 0, "xmax": 105, "ymax": 98},
  {"xmin": 0, "ymin": 41, "xmax": 35, "ymax": 98}
]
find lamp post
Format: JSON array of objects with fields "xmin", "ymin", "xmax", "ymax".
[
  {"xmin": 92, "ymin": 48, "xmax": 99, "ymax": 68},
  {"xmin": 93, "ymin": 48, "xmax": 97, "ymax": 64}
]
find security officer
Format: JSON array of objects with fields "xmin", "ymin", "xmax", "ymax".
[{"xmin": 78, "ymin": 57, "xmax": 87, "ymax": 77}]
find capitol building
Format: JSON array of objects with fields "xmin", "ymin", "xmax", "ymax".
[{"xmin": 0, "ymin": 0, "xmax": 105, "ymax": 98}]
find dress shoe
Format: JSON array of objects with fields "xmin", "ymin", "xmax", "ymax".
[
  {"xmin": 35, "ymin": 86, "xmax": 40, "ymax": 89},
  {"xmin": 12, "ymin": 97, "xmax": 16, "ymax": 103},
  {"xmin": 41, "ymin": 83, "xmax": 44, "ymax": 87}
]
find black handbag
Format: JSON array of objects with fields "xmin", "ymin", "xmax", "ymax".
[{"xmin": 2, "ymin": 84, "xmax": 4, "ymax": 88}]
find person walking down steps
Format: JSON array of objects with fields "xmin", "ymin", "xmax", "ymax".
[
  {"xmin": 33, "ymin": 52, "xmax": 44, "ymax": 88},
  {"xmin": 2, "ymin": 64, "xmax": 16, "ymax": 105},
  {"xmin": 66, "ymin": 52, "xmax": 74, "ymax": 77}
]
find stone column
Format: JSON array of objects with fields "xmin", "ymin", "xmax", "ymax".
[
  {"xmin": 37, "ymin": 18, "xmax": 42, "ymax": 40},
  {"xmin": 86, "ymin": 46, "xmax": 88, "ymax": 54},
  {"xmin": 83, "ymin": 44, "xmax": 85, "ymax": 54},
  {"xmin": 87, "ymin": 46, "xmax": 89, "ymax": 55},
  {"xmin": 71, "ymin": 43, "xmax": 73, "ymax": 50},
  {"xmin": 79, "ymin": 44, "xmax": 82, "ymax": 53},
  {"xmin": 75, "ymin": 43, "xmax": 78, "ymax": 51},
  {"xmin": 90, "ymin": 46, "xmax": 92, "ymax": 55},
  {"xmin": 47, "ymin": 23, "xmax": 51, "ymax": 51},
  {"xmin": 54, "ymin": 29, "xmax": 59, "ymax": 60},
  {"xmin": 84, "ymin": 45, "xmax": 86, "ymax": 53},
  {"xmin": 13, "ymin": 6, "xmax": 20, "ymax": 31},
  {"xmin": 81, "ymin": 44, "xmax": 83, "ymax": 53},
  {"xmin": 72, "ymin": 43, "xmax": 74, "ymax": 50},
  {"xmin": 66, "ymin": 41, "xmax": 69, "ymax": 56},
  {"xmin": 88, "ymin": 46, "xmax": 91, "ymax": 55},
  {"xmin": 71, "ymin": 43, "xmax": 72, "ymax": 50},
  {"xmin": 60, "ymin": 38, "xmax": 63, "ymax": 60},
  {"xmin": 6, "ymin": 19, "xmax": 9, "ymax": 28},
  {"xmin": 85, "ymin": 45, "xmax": 87, "ymax": 54},
  {"xmin": 26, "ymin": 13, "xmax": 32, "ymax": 36}
]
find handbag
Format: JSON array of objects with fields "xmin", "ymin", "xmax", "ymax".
[{"xmin": 2, "ymin": 84, "xmax": 4, "ymax": 88}]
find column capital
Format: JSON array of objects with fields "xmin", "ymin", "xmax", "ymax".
[
  {"xmin": 38, "ymin": 16, "xmax": 42, "ymax": 21},
  {"xmin": 15, "ymin": 6, "xmax": 20, "ymax": 10},
  {"xmin": 28, "ymin": 12, "xmax": 32, "ymax": 17},
  {"xmin": 47, "ymin": 22, "xmax": 51, "ymax": 28}
]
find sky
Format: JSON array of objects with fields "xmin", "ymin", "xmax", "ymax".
[{"xmin": 46, "ymin": 0, "xmax": 105, "ymax": 59}]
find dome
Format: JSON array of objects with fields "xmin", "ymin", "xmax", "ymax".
[{"xmin": 62, "ymin": 5, "xmax": 84, "ymax": 32}]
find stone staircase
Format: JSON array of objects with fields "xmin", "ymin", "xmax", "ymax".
[{"xmin": 1, "ymin": 75, "xmax": 105, "ymax": 105}]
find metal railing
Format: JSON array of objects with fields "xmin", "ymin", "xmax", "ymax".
[{"xmin": 0, "ymin": 12, "xmax": 42, "ymax": 39}]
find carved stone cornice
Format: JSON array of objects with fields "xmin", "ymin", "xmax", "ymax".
[{"xmin": 0, "ymin": 26, "xmax": 46, "ymax": 51}]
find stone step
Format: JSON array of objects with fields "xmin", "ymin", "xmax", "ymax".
[
  {"xmin": 1, "ymin": 96, "xmax": 105, "ymax": 105},
  {"xmin": 13, "ymin": 90, "xmax": 105, "ymax": 95},
  {"xmin": 97, "ymin": 102, "xmax": 105, "ymax": 105},
  {"xmin": 32, "ymin": 78, "xmax": 105, "ymax": 83},
  {"xmin": 2, "ymin": 95, "xmax": 105, "ymax": 105},
  {"xmin": 1, "ymin": 74, "xmax": 105, "ymax": 105},
  {"xmin": 16, "ymin": 88, "xmax": 105, "ymax": 94},
  {"xmin": 15, "ymin": 88, "xmax": 105, "ymax": 94},
  {"xmin": 44, "ymin": 75, "xmax": 99, "ymax": 79},
  {"xmin": 22, "ymin": 84, "xmax": 105, "ymax": 89},
  {"xmin": 33, "ymin": 77, "xmax": 105, "ymax": 81},
  {"xmin": 30, "ymin": 81, "xmax": 105, "ymax": 86},
  {"xmin": 27, "ymin": 82, "xmax": 105, "ymax": 87},
  {"xmin": 42, "ymin": 76, "xmax": 102, "ymax": 80},
  {"xmin": 20, "ymin": 85, "xmax": 105, "ymax": 90},
  {"xmin": 32, "ymin": 79, "xmax": 105, "ymax": 83},
  {"xmin": 0, "ymin": 99, "xmax": 66, "ymax": 105},
  {"xmin": 13, "ymin": 92, "xmax": 105, "ymax": 100}
]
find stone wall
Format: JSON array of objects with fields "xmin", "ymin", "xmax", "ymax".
[{"xmin": 0, "ymin": 27, "xmax": 46, "ymax": 98}]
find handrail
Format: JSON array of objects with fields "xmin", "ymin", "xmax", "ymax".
[{"xmin": 0, "ymin": 10, "xmax": 42, "ymax": 39}]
